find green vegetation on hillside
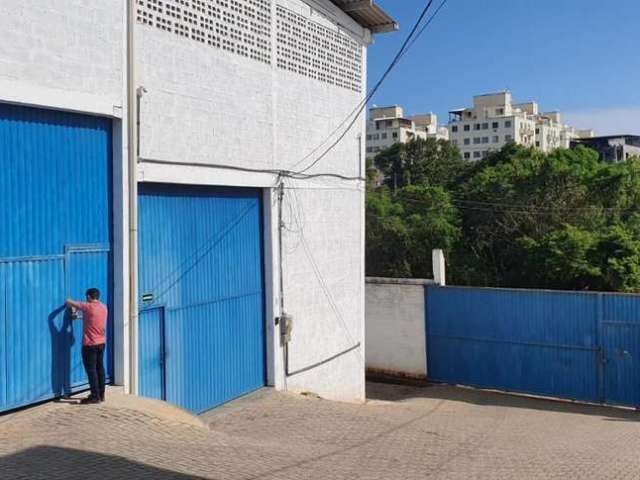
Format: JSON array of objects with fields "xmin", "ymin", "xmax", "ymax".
[{"xmin": 366, "ymin": 138, "xmax": 640, "ymax": 292}]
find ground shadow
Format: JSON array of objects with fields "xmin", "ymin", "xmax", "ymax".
[
  {"xmin": 366, "ymin": 381, "xmax": 640, "ymax": 422},
  {"xmin": 48, "ymin": 305, "xmax": 74, "ymax": 398},
  {"xmin": 0, "ymin": 446, "xmax": 209, "ymax": 480}
]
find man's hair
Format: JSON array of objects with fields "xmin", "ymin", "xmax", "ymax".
[{"xmin": 86, "ymin": 288, "xmax": 100, "ymax": 300}]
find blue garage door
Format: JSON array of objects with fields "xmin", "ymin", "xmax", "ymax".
[
  {"xmin": 138, "ymin": 183, "xmax": 266, "ymax": 413},
  {"xmin": 0, "ymin": 104, "xmax": 113, "ymax": 413}
]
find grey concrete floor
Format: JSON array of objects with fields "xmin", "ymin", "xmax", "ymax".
[{"xmin": 1, "ymin": 382, "xmax": 639, "ymax": 479}]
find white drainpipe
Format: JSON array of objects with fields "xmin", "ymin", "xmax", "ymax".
[{"xmin": 126, "ymin": 0, "xmax": 139, "ymax": 395}]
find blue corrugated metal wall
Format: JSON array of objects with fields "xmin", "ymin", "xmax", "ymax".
[
  {"xmin": 139, "ymin": 307, "xmax": 165, "ymax": 400},
  {"xmin": 138, "ymin": 183, "xmax": 265, "ymax": 413},
  {"xmin": 426, "ymin": 286, "xmax": 640, "ymax": 407},
  {"xmin": 0, "ymin": 104, "xmax": 113, "ymax": 412}
]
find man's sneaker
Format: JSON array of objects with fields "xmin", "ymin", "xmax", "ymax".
[{"xmin": 80, "ymin": 396, "xmax": 100, "ymax": 405}]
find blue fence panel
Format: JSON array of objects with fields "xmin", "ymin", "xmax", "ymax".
[
  {"xmin": 602, "ymin": 295, "xmax": 640, "ymax": 407},
  {"xmin": 0, "ymin": 104, "xmax": 112, "ymax": 412},
  {"xmin": 138, "ymin": 183, "xmax": 265, "ymax": 413},
  {"xmin": 426, "ymin": 286, "xmax": 601, "ymax": 403}
]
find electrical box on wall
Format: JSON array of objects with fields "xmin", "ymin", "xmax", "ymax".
[{"xmin": 279, "ymin": 312, "xmax": 293, "ymax": 346}]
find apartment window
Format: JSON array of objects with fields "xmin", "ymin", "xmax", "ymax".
[
  {"xmin": 482, "ymin": 137, "xmax": 489, "ymax": 144},
  {"xmin": 482, "ymin": 151, "xmax": 488, "ymax": 157},
  {"xmin": 474, "ymin": 123, "xmax": 481, "ymax": 130},
  {"xmin": 496, "ymin": 108, "xmax": 504, "ymax": 115},
  {"xmin": 473, "ymin": 151, "xmax": 481, "ymax": 158},
  {"xmin": 451, "ymin": 125, "xmax": 458, "ymax": 133},
  {"xmin": 492, "ymin": 136, "xmax": 499, "ymax": 143},
  {"xmin": 473, "ymin": 137, "xmax": 481, "ymax": 145},
  {"xmin": 535, "ymin": 128, "xmax": 540, "ymax": 134},
  {"xmin": 505, "ymin": 120, "xmax": 512, "ymax": 128},
  {"xmin": 463, "ymin": 125, "xmax": 470, "ymax": 132},
  {"xmin": 366, "ymin": 134, "xmax": 372, "ymax": 140},
  {"xmin": 392, "ymin": 132, "xmax": 398, "ymax": 139},
  {"xmin": 366, "ymin": 147, "xmax": 373, "ymax": 153},
  {"xmin": 464, "ymin": 152, "xmax": 470, "ymax": 159},
  {"xmin": 505, "ymin": 134, "xmax": 513, "ymax": 141},
  {"xmin": 464, "ymin": 138, "xmax": 470, "ymax": 145},
  {"xmin": 492, "ymin": 122, "xmax": 499, "ymax": 129},
  {"xmin": 373, "ymin": 133, "xmax": 380, "ymax": 140},
  {"xmin": 386, "ymin": 120, "xmax": 393, "ymax": 127},
  {"xmin": 381, "ymin": 133, "xmax": 387, "ymax": 139},
  {"xmin": 451, "ymin": 139, "xmax": 458, "ymax": 146},
  {"xmin": 482, "ymin": 123, "xmax": 488, "ymax": 130},
  {"xmin": 535, "ymin": 141, "xmax": 540, "ymax": 147}
]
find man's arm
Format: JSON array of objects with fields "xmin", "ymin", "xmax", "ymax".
[{"xmin": 65, "ymin": 298, "xmax": 84, "ymax": 311}]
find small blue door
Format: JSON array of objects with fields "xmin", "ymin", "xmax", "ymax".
[
  {"xmin": 602, "ymin": 323, "xmax": 640, "ymax": 406},
  {"xmin": 138, "ymin": 183, "xmax": 266, "ymax": 413},
  {"xmin": 139, "ymin": 307, "xmax": 165, "ymax": 400}
]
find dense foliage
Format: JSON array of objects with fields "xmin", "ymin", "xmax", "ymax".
[{"xmin": 366, "ymin": 137, "xmax": 640, "ymax": 292}]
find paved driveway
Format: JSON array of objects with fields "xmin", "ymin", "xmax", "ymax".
[{"xmin": 1, "ymin": 382, "xmax": 640, "ymax": 479}]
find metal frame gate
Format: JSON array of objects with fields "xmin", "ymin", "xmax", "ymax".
[
  {"xmin": 0, "ymin": 103, "xmax": 113, "ymax": 413},
  {"xmin": 426, "ymin": 286, "xmax": 640, "ymax": 407}
]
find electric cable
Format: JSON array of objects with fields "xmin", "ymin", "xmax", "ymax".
[
  {"xmin": 290, "ymin": 0, "xmax": 451, "ymax": 175},
  {"xmin": 287, "ymin": 0, "xmax": 437, "ymax": 172}
]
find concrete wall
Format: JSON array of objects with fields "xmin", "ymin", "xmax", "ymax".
[
  {"xmin": 365, "ymin": 277, "xmax": 433, "ymax": 379},
  {"xmin": 0, "ymin": 0, "xmax": 124, "ymax": 117},
  {"xmin": 135, "ymin": 0, "xmax": 369, "ymax": 402}
]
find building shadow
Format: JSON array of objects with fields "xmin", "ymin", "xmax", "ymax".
[
  {"xmin": 366, "ymin": 381, "xmax": 640, "ymax": 422},
  {"xmin": 0, "ymin": 446, "xmax": 208, "ymax": 480},
  {"xmin": 48, "ymin": 305, "xmax": 74, "ymax": 398}
]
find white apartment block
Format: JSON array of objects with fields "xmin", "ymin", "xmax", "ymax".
[
  {"xmin": 447, "ymin": 91, "xmax": 593, "ymax": 161},
  {"xmin": 366, "ymin": 106, "xmax": 448, "ymax": 158}
]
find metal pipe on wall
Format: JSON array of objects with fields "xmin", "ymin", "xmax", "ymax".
[{"xmin": 126, "ymin": 0, "xmax": 139, "ymax": 395}]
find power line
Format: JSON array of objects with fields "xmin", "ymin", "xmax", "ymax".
[
  {"xmin": 291, "ymin": 0, "xmax": 450, "ymax": 175},
  {"xmin": 379, "ymin": 192, "xmax": 638, "ymax": 215},
  {"xmin": 287, "ymin": 0, "xmax": 436, "ymax": 172}
]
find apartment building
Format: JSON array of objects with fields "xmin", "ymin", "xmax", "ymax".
[
  {"xmin": 447, "ymin": 91, "xmax": 593, "ymax": 161},
  {"xmin": 366, "ymin": 106, "xmax": 448, "ymax": 158},
  {"xmin": 571, "ymin": 135, "xmax": 640, "ymax": 162}
]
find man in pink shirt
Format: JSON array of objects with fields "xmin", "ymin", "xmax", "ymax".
[{"xmin": 65, "ymin": 288, "xmax": 108, "ymax": 405}]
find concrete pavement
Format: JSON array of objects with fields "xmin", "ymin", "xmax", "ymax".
[{"xmin": 1, "ymin": 382, "xmax": 639, "ymax": 479}]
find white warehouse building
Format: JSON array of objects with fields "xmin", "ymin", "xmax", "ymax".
[
  {"xmin": 0, "ymin": 0, "xmax": 396, "ymax": 414},
  {"xmin": 447, "ymin": 91, "xmax": 593, "ymax": 161}
]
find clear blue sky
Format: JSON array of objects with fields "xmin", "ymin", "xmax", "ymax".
[{"xmin": 368, "ymin": 0, "xmax": 640, "ymax": 135}]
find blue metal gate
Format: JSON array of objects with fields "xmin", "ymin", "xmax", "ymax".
[
  {"xmin": 426, "ymin": 286, "xmax": 640, "ymax": 407},
  {"xmin": 138, "ymin": 183, "xmax": 266, "ymax": 413},
  {"xmin": 0, "ymin": 104, "xmax": 113, "ymax": 412}
]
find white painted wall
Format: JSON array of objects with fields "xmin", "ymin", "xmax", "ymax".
[
  {"xmin": 136, "ymin": 0, "xmax": 370, "ymax": 402},
  {"xmin": 0, "ymin": 0, "xmax": 129, "ymax": 387},
  {"xmin": 0, "ymin": 0, "xmax": 124, "ymax": 117},
  {"xmin": 365, "ymin": 278, "xmax": 432, "ymax": 379}
]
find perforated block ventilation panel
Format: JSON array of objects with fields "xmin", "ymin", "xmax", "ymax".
[{"xmin": 136, "ymin": 0, "xmax": 363, "ymax": 92}]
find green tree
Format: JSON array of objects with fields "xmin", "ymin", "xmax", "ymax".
[
  {"xmin": 366, "ymin": 185, "xmax": 460, "ymax": 278},
  {"xmin": 374, "ymin": 137, "xmax": 467, "ymax": 191}
]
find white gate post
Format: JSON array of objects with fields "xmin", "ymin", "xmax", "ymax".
[{"xmin": 432, "ymin": 249, "xmax": 446, "ymax": 286}]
